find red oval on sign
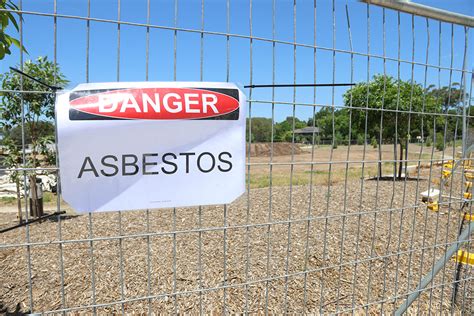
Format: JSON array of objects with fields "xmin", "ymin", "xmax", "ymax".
[{"xmin": 69, "ymin": 88, "xmax": 239, "ymax": 120}]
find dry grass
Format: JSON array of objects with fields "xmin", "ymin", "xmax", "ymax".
[{"xmin": 247, "ymin": 143, "xmax": 456, "ymax": 189}]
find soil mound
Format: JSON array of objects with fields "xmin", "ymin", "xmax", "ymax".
[{"xmin": 247, "ymin": 142, "xmax": 304, "ymax": 157}]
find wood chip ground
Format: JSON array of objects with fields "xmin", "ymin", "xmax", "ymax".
[{"xmin": 1, "ymin": 178, "xmax": 472, "ymax": 314}]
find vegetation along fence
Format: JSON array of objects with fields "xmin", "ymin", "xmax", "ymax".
[{"xmin": 0, "ymin": 0, "xmax": 473, "ymax": 314}]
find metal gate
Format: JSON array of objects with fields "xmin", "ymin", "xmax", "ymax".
[{"xmin": 0, "ymin": 0, "xmax": 473, "ymax": 314}]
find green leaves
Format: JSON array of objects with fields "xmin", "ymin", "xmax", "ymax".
[
  {"xmin": 246, "ymin": 117, "xmax": 308, "ymax": 143},
  {"xmin": 2, "ymin": 136, "xmax": 22, "ymax": 183},
  {"xmin": 0, "ymin": 0, "xmax": 26, "ymax": 60},
  {"xmin": 340, "ymin": 75, "xmax": 441, "ymax": 142},
  {"xmin": 311, "ymin": 75, "xmax": 454, "ymax": 144},
  {"xmin": 1, "ymin": 56, "xmax": 68, "ymax": 169}
]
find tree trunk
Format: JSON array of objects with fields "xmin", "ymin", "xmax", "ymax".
[
  {"xmin": 398, "ymin": 141, "xmax": 404, "ymax": 179},
  {"xmin": 404, "ymin": 138, "xmax": 409, "ymax": 178},
  {"xmin": 16, "ymin": 179, "xmax": 22, "ymax": 223},
  {"xmin": 393, "ymin": 142, "xmax": 398, "ymax": 179},
  {"xmin": 378, "ymin": 137, "xmax": 382, "ymax": 178},
  {"xmin": 29, "ymin": 174, "xmax": 38, "ymax": 218}
]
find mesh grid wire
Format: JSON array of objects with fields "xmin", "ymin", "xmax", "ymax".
[{"xmin": 0, "ymin": 0, "xmax": 473, "ymax": 314}]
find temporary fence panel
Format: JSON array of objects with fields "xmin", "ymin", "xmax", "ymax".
[{"xmin": 0, "ymin": 0, "xmax": 473, "ymax": 314}]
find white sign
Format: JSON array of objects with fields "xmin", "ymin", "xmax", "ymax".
[{"xmin": 56, "ymin": 82, "xmax": 246, "ymax": 213}]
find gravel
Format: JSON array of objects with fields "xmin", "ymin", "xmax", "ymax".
[{"xmin": 1, "ymin": 177, "xmax": 472, "ymax": 314}]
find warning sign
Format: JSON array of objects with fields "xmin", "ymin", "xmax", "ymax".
[{"xmin": 56, "ymin": 82, "xmax": 246, "ymax": 213}]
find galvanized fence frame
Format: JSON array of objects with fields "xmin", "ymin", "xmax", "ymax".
[{"xmin": 0, "ymin": 0, "xmax": 473, "ymax": 314}]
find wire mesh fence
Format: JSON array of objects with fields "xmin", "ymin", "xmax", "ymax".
[{"xmin": 0, "ymin": 0, "xmax": 473, "ymax": 314}]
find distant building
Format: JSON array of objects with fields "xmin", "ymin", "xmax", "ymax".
[
  {"xmin": 294, "ymin": 127, "xmax": 320, "ymax": 144},
  {"xmin": 294, "ymin": 127, "xmax": 320, "ymax": 135}
]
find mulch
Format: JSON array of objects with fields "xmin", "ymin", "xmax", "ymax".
[{"xmin": 1, "ymin": 176, "xmax": 472, "ymax": 314}]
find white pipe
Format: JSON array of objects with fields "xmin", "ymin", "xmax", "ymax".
[{"xmin": 361, "ymin": 0, "xmax": 474, "ymax": 27}]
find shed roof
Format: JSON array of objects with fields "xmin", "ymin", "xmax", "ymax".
[{"xmin": 294, "ymin": 127, "xmax": 320, "ymax": 134}]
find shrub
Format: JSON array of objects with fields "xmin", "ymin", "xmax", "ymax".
[
  {"xmin": 435, "ymin": 132, "xmax": 445, "ymax": 151},
  {"xmin": 333, "ymin": 133, "xmax": 343, "ymax": 149},
  {"xmin": 371, "ymin": 136, "xmax": 378, "ymax": 148},
  {"xmin": 425, "ymin": 137, "xmax": 432, "ymax": 147}
]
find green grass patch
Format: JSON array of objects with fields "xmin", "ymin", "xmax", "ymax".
[
  {"xmin": 0, "ymin": 196, "xmax": 17, "ymax": 205},
  {"xmin": 249, "ymin": 173, "xmax": 312, "ymax": 189},
  {"xmin": 248, "ymin": 164, "xmax": 398, "ymax": 189},
  {"xmin": 43, "ymin": 192, "xmax": 54, "ymax": 203},
  {"xmin": 304, "ymin": 170, "xmax": 327, "ymax": 175},
  {"xmin": 0, "ymin": 192, "xmax": 55, "ymax": 206}
]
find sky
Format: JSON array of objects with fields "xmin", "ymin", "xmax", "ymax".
[{"xmin": 1, "ymin": 0, "xmax": 473, "ymax": 122}]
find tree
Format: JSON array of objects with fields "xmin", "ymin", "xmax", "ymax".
[
  {"xmin": 274, "ymin": 116, "xmax": 306, "ymax": 142},
  {"xmin": 426, "ymin": 83, "xmax": 465, "ymax": 110},
  {"xmin": 314, "ymin": 107, "xmax": 353, "ymax": 144},
  {"xmin": 426, "ymin": 84, "xmax": 467, "ymax": 146},
  {"xmin": 2, "ymin": 121, "xmax": 55, "ymax": 146},
  {"xmin": 247, "ymin": 117, "xmax": 272, "ymax": 142},
  {"xmin": 343, "ymin": 75, "xmax": 439, "ymax": 178},
  {"xmin": 2, "ymin": 138, "xmax": 23, "ymax": 221},
  {"xmin": 0, "ymin": 0, "xmax": 26, "ymax": 59},
  {"xmin": 0, "ymin": 56, "xmax": 68, "ymax": 219}
]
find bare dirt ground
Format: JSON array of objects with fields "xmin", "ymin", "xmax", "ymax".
[
  {"xmin": 248, "ymin": 143, "xmax": 457, "ymax": 188},
  {"xmin": 1, "ymin": 144, "xmax": 472, "ymax": 314},
  {"xmin": 247, "ymin": 142, "xmax": 304, "ymax": 157},
  {"xmin": 249, "ymin": 143, "xmax": 454, "ymax": 165}
]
